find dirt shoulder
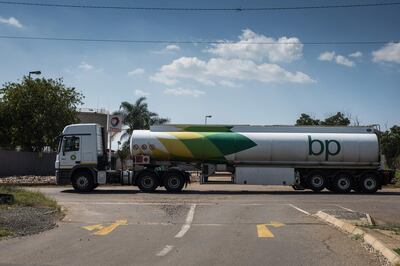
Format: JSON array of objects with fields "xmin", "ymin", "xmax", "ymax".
[{"xmin": 0, "ymin": 186, "xmax": 63, "ymax": 239}]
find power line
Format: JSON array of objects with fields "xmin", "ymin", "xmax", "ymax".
[
  {"xmin": 0, "ymin": 35, "xmax": 397, "ymax": 45},
  {"xmin": 0, "ymin": 1, "xmax": 399, "ymax": 11}
]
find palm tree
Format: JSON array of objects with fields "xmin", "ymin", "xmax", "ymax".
[{"xmin": 114, "ymin": 97, "xmax": 169, "ymax": 142}]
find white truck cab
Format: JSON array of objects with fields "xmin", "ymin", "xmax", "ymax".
[{"xmin": 55, "ymin": 123, "xmax": 108, "ymax": 191}]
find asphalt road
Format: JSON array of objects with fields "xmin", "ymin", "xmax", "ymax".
[{"xmin": 1, "ymin": 184, "xmax": 399, "ymax": 266}]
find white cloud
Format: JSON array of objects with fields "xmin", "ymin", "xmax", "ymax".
[
  {"xmin": 207, "ymin": 29, "xmax": 303, "ymax": 63},
  {"xmin": 164, "ymin": 87, "xmax": 205, "ymax": 97},
  {"xmin": 318, "ymin": 51, "xmax": 336, "ymax": 61},
  {"xmin": 349, "ymin": 51, "xmax": 362, "ymax": 58},
  {"xmin": 128, "ymin": 68, "xmax": 145, "ymax": 76},
  {"xmin": 165, "ymin": 44, "xmax": 180, "ymax": 51},
  {"xmin": 77, "ymin": 61, "xmax": 103, "ymax": 72},
  {"xmin": 154, "ymin": 44, "xmax": 181, "ymax": 54},
  {"xmin": 78, "ymin": 62, "xmax": 94, "ymax": 71},
  {"xmin": 219, "ymin": 80, "xmax": 239, "ymax": 87},
  {"xmin": 0, "ymin": 16, "xmax": 23, "ymax": 28},
  {"xmin": 135, "ymin": 89, "xmax": 150, "ymax": 96},
  {"xmin": 335, "ymin": 55, "xmax": 355, "ymax": 67},
  {"xmin": 151, "ymin": 56, "xmax": 315, "ymax": 86},
  {"xmin": 372, "ymin": 43, "xmax": 400, "ymax": 64},
  {"xmin": 318, "ymin": 51, "xmax": 355, "ymax": 67}
]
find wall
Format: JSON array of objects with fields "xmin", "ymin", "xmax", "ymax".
[{"xmin": 0, "ymin": 150, "xmax": 56, "ymax": 177}]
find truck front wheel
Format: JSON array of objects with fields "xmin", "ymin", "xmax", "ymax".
[
  {"xmin": 137, "ymin": 172, "xmax": 159, "ymax": 192},
  {"xmin": 72, "ymin": 172, "xmax": 95, "ymax": 193},
  {"xmin": 164, "ymin": 171, "xmax": 185, "ymax": 193}
]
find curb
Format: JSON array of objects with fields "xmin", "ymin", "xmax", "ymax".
[{"xmin": 315, "ymin": 211, "xmax": 400, "ymax": 265}]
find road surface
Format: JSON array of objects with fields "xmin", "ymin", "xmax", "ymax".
[{"xmin": 1, "ymin": 184, "xmax": 398, "ymax": 266}]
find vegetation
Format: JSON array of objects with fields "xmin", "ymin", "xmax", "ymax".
[
  {"xmin": 296, "ymin": 112, "xmax": 350, "ymax": 126},
  {"xmin": 114, "ymin": 97, "xmax": 169, "ymax": 134},
  {"xmin": 114, "ymin": 97, "xmax": 169, "ymax": 145},
  {"xmin": 0, "ymin": 186, "xmax": 59, "ymax": 209},
  {"xmin": 379, "ymin": 126, "xmax": 400, "ymax": 169},
  {"xmin": 0, "ymin": 76, "xmax": 83, "ymax": 151}
]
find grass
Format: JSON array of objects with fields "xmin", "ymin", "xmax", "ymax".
[
  {"xmin": 0, "ymin": 228, "xmax": 11, "ymax": 238},
  {"xmin": 0, "ymin": 185, "xmax": 59, "ymax": 210},
  {"xmin": 351, "ymin": 234, "xmax": 364, "ymax": 241},
  {"xmin": 360, "ymin": 224, "xmax": 400, "ymax": 235},
  {"xmin": 385, "ymin": 170, "xmax": 400, "ymax": 188},
  {"xmin": 394, "ymin": 248, "xmax": 400, "ymax": 255}
]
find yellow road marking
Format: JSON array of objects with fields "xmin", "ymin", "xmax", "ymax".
[
  {"xmin": 81, "ymin": 220, "xmax": 128, "ymax": 236},
  {"xmin": 257, "ymin": 224, "xmax": 274, "ymax": 237},
  {"xmin": 257, "ymin": 221, "xmax": 285, "ymax": 238},
  {"xmin": 82, "ymin": 224, "xmax": 104, "ymax": 231},
  {"xmin": 94, "ymin": 220, "xmax": 128, "ymax": 236}
]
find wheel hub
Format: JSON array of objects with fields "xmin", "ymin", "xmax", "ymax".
[
  {"xmin": 364, "ymin": 177, "xmax": 376, "ymax": 190},
  {"xmin": 76, "ymin": 176, "xmax": 88, "ymax": 189},
  {"xmin": 168, "ymin": 177, "xmax": 180, "ymax": 189},
  {"xmin": 338, "ymin": 177, "xmax": 350, "ymax": 189}
]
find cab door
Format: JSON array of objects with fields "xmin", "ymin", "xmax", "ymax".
[{"xmin": 60, "ymin": 136, "xmax": 81, "ymax": 169}]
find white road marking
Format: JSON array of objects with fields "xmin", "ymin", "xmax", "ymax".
[
  {"xmin": 288, "ymin": 204, "xmax": 311, "ymax": 216},
  {"xmin": 156, "ymin": 245, "xmax": 174, "ymax": 256},
  {"xmin": 61, "ymin": 201, "xmax": 213, "ymax": 206},
  {"xmin": 175, "ymin": 204, "xmax": 196, "ymax": 238},
  {"xmin": 336, "ymin": 205, "xmax": 355, "ymax": 212}
]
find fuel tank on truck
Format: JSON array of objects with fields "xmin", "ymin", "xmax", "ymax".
[{"xmin": 130, "ymin": 125, "xmax": 380, "ymax": 167}]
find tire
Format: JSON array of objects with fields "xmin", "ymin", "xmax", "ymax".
[
  {"xmin": 72, "ymin": 172, "xmax": 95, "ymax": 192},
  {"xmin": 359, "ymin": 172, "xmax": 380, "ymax": 193},
  {"xmin": 164, "ymin": 171, "xmax": 185, "ymax": 193},
  {"xmin": 332, "ymin": 173, "xmax": 353, "ymax": 193},
  {"xmin": 137, "ymin": 171, "xmax": 159, "ymax": 192},
  {"xmin": 306, "ymin": 171, "xmax": 327, "ymax": 192}
]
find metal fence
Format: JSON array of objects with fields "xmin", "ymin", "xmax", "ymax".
[{"xmin": 0, "ymin": 150, "xmax": 56, "ymax": 177}]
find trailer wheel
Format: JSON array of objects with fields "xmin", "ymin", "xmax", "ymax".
[
  {"xmin": 359, "ymin": 172, "xmax": 379, "ymax": 193},
  {"xmin": 307, "ymin": 171, "xmax": 326, "ymax": 192},
  {"xmin": 332, "ymin": 173, "xmax": 353, "ymax": 193},
  {"xmin": 137, "ymin": 172, "xmax": 159, "ymax": 192},
  {"xmin": 164, "ymin": 171, "xmax": 185, "ymax": 193},
  {"xmin": 72, "ymin": 172, "xmax": 95, "ymax": 193}
]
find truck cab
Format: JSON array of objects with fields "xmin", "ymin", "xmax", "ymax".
[{"xmin": 55, "ymin": 123, "xmax": 107, "ymax": 191}]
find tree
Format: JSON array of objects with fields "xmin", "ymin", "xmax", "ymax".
[
  {"xmin": 0, "ymin": 76, "xmax": 83, "ymax": 151},
  {"xmin": 295, "ymin": 112, "xmax": 351, "ymax": 126},
  {"xmin": 296, "ymin": 113, "xmax": 320, "ymax": 126},
  {"xmin": 321, "ymin": 112, "xmax": 351, "ymax": 126},
  {"xmin": 380, "ymin": 126, "xmax": 400, "ymax": 169},
  {"xmin": 114, "ymin": 97, "xmax": 169, "ymax": 142}
]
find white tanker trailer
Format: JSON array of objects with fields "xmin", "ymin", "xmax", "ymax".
[{"xmin": 55, "ymin": 124, "xmax": 395, "ymax": 193}]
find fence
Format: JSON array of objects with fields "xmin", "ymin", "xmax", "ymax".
[{"xmin": 0, "ymin": 150, "xmax": 56, "ymax": 177}]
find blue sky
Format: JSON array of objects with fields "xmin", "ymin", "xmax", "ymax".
[{"xmin": 0, "ymin": 0, "xmax": 399, "ymax": 129}]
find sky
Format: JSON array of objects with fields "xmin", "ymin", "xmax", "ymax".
[{"xmin": 0, "ymin": 0, "xmax": 399, "ymax": 129}]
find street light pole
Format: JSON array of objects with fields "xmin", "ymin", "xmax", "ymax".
[
  {"xmin": 205, "ymin": 115, "xmax": 212, "ymax": 125},
  {"xmin": 28, "ymin": 71, "xmax": 41, "ymax": 78}
]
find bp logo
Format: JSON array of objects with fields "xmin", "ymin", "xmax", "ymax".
[
  {"xmin": 308, "ymin": 135, "xmax": 341, "ymax": 160},
  {"xmin": 111, "ymin": 117, "xmax": 120, "ymax": 127},
  {"xmin": 70, "ymin": 154, "xmax": 76, "ymax": 160}
]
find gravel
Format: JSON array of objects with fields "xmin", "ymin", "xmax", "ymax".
[
  {"xmin": 0, "ymin": 176, "xmax": 56, "ymax": 185},
  {"xmin": 0, "ymin": 206, "xmax": 61, "ymax": 237}
]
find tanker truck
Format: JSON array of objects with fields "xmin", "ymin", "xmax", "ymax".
[{"xmin": 55, "ymin": 124, "xmax": 395, "ymax": 193}]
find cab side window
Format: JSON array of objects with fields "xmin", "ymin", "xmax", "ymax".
[{"xmin": 64, "ymin": 137, "xmax": 80, "ymax": 152}]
